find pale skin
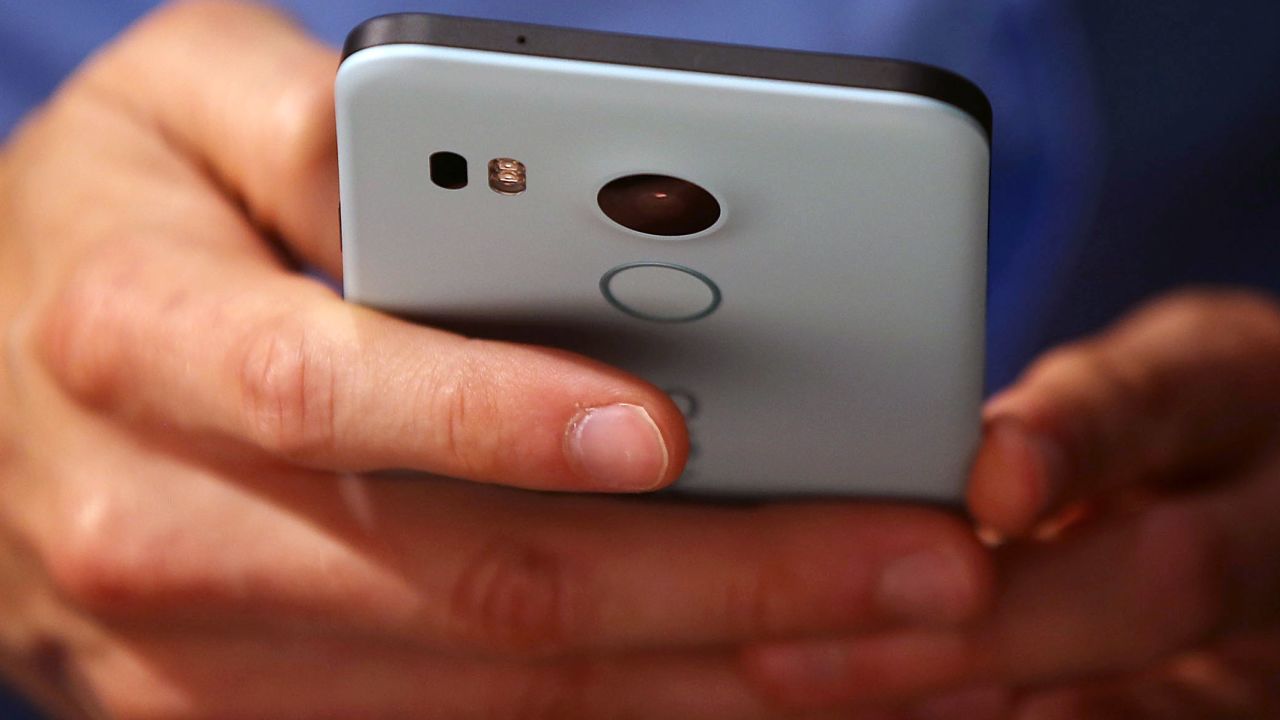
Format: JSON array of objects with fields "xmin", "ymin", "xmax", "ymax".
[{"xmin": 0, "ymin": 3, "xmax": 1277, "ymax": 719}]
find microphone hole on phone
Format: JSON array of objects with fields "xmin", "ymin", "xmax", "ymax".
[{"xmin": 430, "ymin": 152, "xmax": 468, "ymax": 190}]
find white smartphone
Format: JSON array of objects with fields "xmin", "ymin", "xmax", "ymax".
[{"xmin": 336, "ymin": 13, "xmax": 991, "ymax": 503}]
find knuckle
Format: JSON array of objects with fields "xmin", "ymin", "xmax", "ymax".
[
  {"xmin": 449, "ymin": 539, "xmax": 583, "ymax": 656},
  {"xmin": 236, "ymin": 315, "xmax": 339, "ymax": 459},
  {"xmin": 262, "ymin": 70, "xmax": 335, "ymax": 184},
  {"xmin": 44, "ymin": 482, "xmax": 157, "ymax": 614},
  {"xmin": 723, "ymin": 562, "xmax": 799, "ymax": 638},
  {"xmin": 240, "ymin": 68, "xmax": 336, "ymax": 239},
  {"xmin": 419, "ymin": 352, "xmax": 503, "ymax": 477},
  {"xmin": 35, "ymin": 245, "xmax": 151, "ymax": 406},
  {"xmin": 153, "ymin": 1, "xmax": 334, "ymax": 236}
]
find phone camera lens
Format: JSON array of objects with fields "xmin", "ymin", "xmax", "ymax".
[{"xmin": 597, "ymin": 175, "xmax": 721, "ymax": 237}]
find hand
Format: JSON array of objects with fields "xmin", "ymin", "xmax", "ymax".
[
  {"xmin": 743, "ymin": 291, "xmax": 1280, "ymax": 718},
  {"xmin": 0, "ymin": 3, "xmax": 993, "ymax": 718}
]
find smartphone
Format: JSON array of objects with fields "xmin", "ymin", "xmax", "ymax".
[{"xmin": 336, "ymin": 13, "xmax": 991, "ymax": 502}]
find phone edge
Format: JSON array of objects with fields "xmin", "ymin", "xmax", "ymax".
[{"xmin": 340, "ymin": 12, "xmax": 993, "ymax": 141}]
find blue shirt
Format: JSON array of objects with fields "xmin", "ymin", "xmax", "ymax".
[{"xmin": 2, "ymin": 1, "xmax": 1278, "ymax": 715}]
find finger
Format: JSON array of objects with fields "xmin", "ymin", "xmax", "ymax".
[
  {"xmin": 744, "ymin": 463, "xmax": 1280, "ymax": 711},
  {"xmin": 1010, "ymin": 642, "xmax": 1279, "ymax": 720},
  {"xmin": 743, "ymin": 630, "xmax": 977, "ymax": 712},
  {"xmin": 80, "ymin": 634, "xmax": 858, "ymax": 720},
  {"xmin": 909, "ymin": 685, "xmax": 1013, "ymax": 720},
  {"xmin": 23, "ymin": 460, "xmax": 992, "ymax": 655},
  {"xmin": 1012, "ymin": 684, "xmax": 1207, "ymax": 720},
  {"xmin": 968, "ymin": 291, "xmax": 1280, "ymax": 535},
  {"xmin": 37, "ymin": 244, "xmax": 687, "ymax": 493},
  {"xmin": 80, "ymin": 1, "xmax": 342, "ymax": 276}
]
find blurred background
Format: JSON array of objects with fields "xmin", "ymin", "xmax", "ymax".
[{"xmin": 2, "ymin": 1, "xmax": 1277, "ymax": 715}]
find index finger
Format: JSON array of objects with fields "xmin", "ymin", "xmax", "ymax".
[
  {"xmin": 37, "ymin": 1, "xmax": 690, "ymax": 493},
  {"xmin": 37, "ymin": 240, "xmax": 688, "ymax": 493},
  {"xmin": 82, "ymin": 0, "xmax": 343, "ymax": 276}
]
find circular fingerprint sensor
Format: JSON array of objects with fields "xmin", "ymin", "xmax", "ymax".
[{"xmin": 601, "ymin": 262, "xmax": 722, "ymax": 324}]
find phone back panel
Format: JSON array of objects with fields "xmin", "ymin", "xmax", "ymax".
[{"xmin": 337, "ymin": 32, "xmax": 990, "ymax": 501}]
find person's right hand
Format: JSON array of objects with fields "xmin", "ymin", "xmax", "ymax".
[
  {"xmin": 740, "ymin": 292, "xmax": 1280, "ymax": 719},
  {"xmin": 0, "ymin": 3, "xmax": 993, "ymax": 718}
]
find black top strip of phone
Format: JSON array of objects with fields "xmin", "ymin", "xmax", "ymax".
[{"xmin": 343, "ymin": 13, "xmax": 993, "ymax": 140}]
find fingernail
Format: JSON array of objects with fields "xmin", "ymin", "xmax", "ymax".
[
  {"xmin": 989, "ymin": 418, "xmax": 1068, "ymax": 520},
  {"xmin": 567, "ymin": 404, "xmax": 669, "ymax": 491},
  {"xmin": 877, "ymin": 550, "xmax": 977, "ymax": 625}
]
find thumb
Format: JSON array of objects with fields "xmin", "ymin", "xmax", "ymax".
[
  {"xmin": 969, "ymin": 291, "xmax": 1280, "ymax": 536},
  {"xmin": 81, "ymin": 0, "xmax": 342, "ymax": 277}
]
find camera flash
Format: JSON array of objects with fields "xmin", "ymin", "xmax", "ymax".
[{"xmin": 489, "ymin": 158, "xmax": 527, "ymax": 195}]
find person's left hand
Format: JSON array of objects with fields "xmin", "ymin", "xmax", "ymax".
[
  {"xmin": 0, "ymin": 5, "xmax": 998, "ymax": 718},
  {"xmin": 740, "ymin": 291, "xmax": 1280, "ymax": 719}
]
